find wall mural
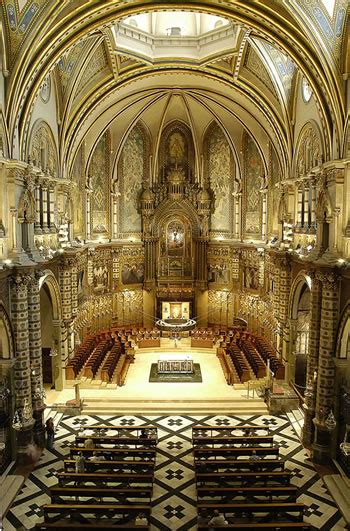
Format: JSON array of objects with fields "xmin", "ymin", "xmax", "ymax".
[
  {"xmin": 89, "ymin": 131, "xmax": 110, "ymax": 236},
  {"xmin": 121, "ymin": 262, "xmax": 144, "ymax": 285},
  {"xmin": 71, "ymin": 145, "xmax": 85, "ymax": 238},
  {"xmin": 244, "ymin": 134, "xmax": 262, "ymax": 238},
  {"xmin": 119, "ymin": 126, "xmax": 143, "ymax": 233},
  {"xmin": 208, "ymin": 124, "xmax": 232, "ymax": 233}
]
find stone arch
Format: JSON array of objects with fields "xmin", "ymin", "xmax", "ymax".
[
  {"xmin": 0, "ymin": 302, "xmax": 15, "ymax": 360},
  {"xmin": 39, "ymin": 270, "xmax": 62, "ymax": 321},
  {"xmin": 336, "ymin": 302, "xmax": 350, "ymax": 359},
  {"xmin": 39, "ymin": 270, "xmax": 63, "ymax": 390},
  {"xmin": 288, "ymin": 272, "xmax": 311, "ymax": 390},
  {"xmin": 158, "ymin": 120, "xmax": 195, "ymax": 183},
  {"xmin": 0, "ymin": 110, "xmax": 10, "ymax": 158},
  {"xmin": 27, "ymin": 120, "xmax": 58, "ymax": 177},
  {"xmin": 294, "ymin": 121, "xmax": 324, "ymax": 177},
  {"xmin": 152, "ymin": 198, "xmax": 201, "ymax": 239}
]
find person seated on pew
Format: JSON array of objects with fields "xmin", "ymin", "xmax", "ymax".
[
  {"xmin": 208, "ymin": 509, "xmax": 228, "ymax": 528},
  {"xmin": 84, "ymin": 438, "xmax": 95, "ymax": 450},
  {"xmin": 89, "ymin": 450, "xmax": 106, "ymax": 462},
  {"xmin": 135, "ymin": 512, "xmax": 148, "ymax": 526},
  {"xmin": 75, "ymin": 451, "xmax": 86, "ymax": 473},
  {"xmin": 249, "ymin": 449, "xmax": 262, "ymax": 462},
  {"xmin": 197, "ymin": 508, "xmax": 209, "ymax": 525}
]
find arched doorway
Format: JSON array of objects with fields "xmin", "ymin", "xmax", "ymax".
[
  {"xmin": 290, "ymin": 278, "xmax": 311, "ymax": 395},
  {"xmin": 39, "ymin": 272, "xmax": 63, "ymax": 391},
  {"xmin": 0, "ymin": 304, "xmax": 15, "ymax": 472}
]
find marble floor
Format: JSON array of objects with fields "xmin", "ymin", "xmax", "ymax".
[{"xmin": 3, "ymin": 412, "xmax": 346, "ymax": 530}]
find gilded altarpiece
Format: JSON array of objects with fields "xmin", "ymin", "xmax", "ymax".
[
  {"xmin": 243, "ymin": 134, "xmax": 263, "ymax": 239},
  {"xmin": 118, "ymin": 126, "xmax": 144, "ymax": 236},
  {"xmin": 205, "ymin": 123, "xmax": 233, "ymax": 235},
  {"xmin": 89, "ymin": 132, "xmax": 110, "ymax": 238}
]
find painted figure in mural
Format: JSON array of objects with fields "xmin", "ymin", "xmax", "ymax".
[{"xmin": 169, "ymin": 132, "xmax": 185, "ymax": 164}]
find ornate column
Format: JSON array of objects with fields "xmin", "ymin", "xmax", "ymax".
[
  {"xmin": 27, "ymin": 272, "xmax": 45, "ymax": 447},
  {"xmin": 41, "ymin": 181, "xmax": 49, "ymax": 233},
  {"xmin": 261, "ymin": 189, "xmax": 267, "ymax": 241},
  {"xmin": 312, "ymin": 271, "xmax": 339, "ymax": 463},
  {"xmin": 48, "ymin": 183, "xmax": 56, "ymax": 233},
  {"xmin": 310, "ymin": 179, "xmax": 317, "ymax": 233},
  {"xmin": 302, "ymin": 272, "xmax": 322, "ymax": 448},
  {"xmin": 296, "ymin": 183, "xmax": 303, "ymax": 230},
  {"xmin": 34, "ymin": 181, "xmax": 42, "ymax": 234},
  {"xmin": 10, "ymin": 208, "xmax": 18, "ymax": 252},
  {"xmin": 195, "ymin": 237, "xmax": 208, "ymax": 288},
  {"xmin": 11, "ymin": 273, "xmax": 35, "ymax": 463},
  {"xmin": 303, "ymin": 183, "xmax": 309, "ymax": 231},
  {"xmin": 86, "ymin": 190, "xmax": 91, "ymax": 240}
]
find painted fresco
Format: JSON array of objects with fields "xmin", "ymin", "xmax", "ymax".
[
  {"xmin": 120, "ymin": 127, "xmax": 143, "ymax": 233},
  {"xmin": 209, "ymin": 125, "xmax": 231, "ymax": 232},
  {"xmin": 90, "ymin": 132, "xmax": 109, "ymax": 235},
  {"xmin": 245, "ymin": 135, "xmax": 262, "ymax": 238}
]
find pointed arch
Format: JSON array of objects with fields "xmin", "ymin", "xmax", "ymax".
[
  {"xmin": 27, "ymin": 120, "xmax": 59, "ymax": 177},
  {"xmin": 294, "ymin": 121, "xmax": 325, "ymax": 177}
]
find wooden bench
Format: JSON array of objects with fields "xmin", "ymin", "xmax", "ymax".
[
  {"xmin": 195, "ymin": 471, "xmax": 292, "ymax": 486},
  {"xmin": 194, "ymin": 458, "xmax": 285, "ymax": 471},
  {"xmin": 75, "ymin": 425, "xmax": 156, "ymax": 434},
  {"xmin": 63, "ymin": 459, "xmax": 154, "ymax": 472},
  {"xmin": 198, "ymin": 524, "xmax": 311, "ymax": 530},
  {"xmin": 193, "ymin": 446, "xmax": 279, "ymax": 459},
  {"xmin": 43, "ymin": 503, "xmax": 151, "ymax": 522},
  {"xmin": 57, "ymin": 472, "xmax": 154, "ymax": 486},
  {"xmin": 196, "ymin": 485, "xmax": 298, "ymax": 501},
  {"xmin": 75, "ymin": 435, "xmax": 157, "ymax": 447},
  {"xmin": 50, "ymin": 486, "xmax": 152, "ymax": 502},
  {"xmin": 197, "ymin": 502, "xmax": 305, "ymax": 519},
  {"xmin": 69, "ymin": 447, "xmax": 156, "ymax": 460},
  {"xmin": 192, "ymin": 435, "xmax": 274, "ymax": 447},
  {"xmin": 35, "ymin": 524, "xmax": 149, "ymax": 530},
  {"xmin": 192, "ymin": 425, "xmax": 270, "ymax": 436}
]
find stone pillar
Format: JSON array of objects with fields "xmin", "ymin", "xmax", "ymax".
[
  {"xmin": 34, "ymin": 182, "xmax": 42, "ymax": 234},
  {"xmin": 41, "ymin": 181, "xmax": 49, "ymax": 233},
  {"xmin": 304, "ymin": 184, "xmax": 309, "ymax": 231},
  {"xmin": 195, "ymin": 238, "xmax": 208, "ymax": 288},
  {"xmin": 312, "ymin": 271, "xmax": 339, "ymax": 463},
  {"xmin": 86, "ymin": 193, "xmax": 91, "ymax": 240},
  {"xmin": 11, "ymin": 273, "xmax": 35, "ymax": 463},
  {"xmin": 310, "ymin": 180, "xmax": 317, "ymax": 233},
  {"xmin": 10, "ymin": 208, "xmax": 18, "ymax": 252},
  {"xmin": 261, "ymin": 190, "xmax": 267, "ymax": 241},
  {"xmin": 27, "ymin": 272, "xmax": 45, "ymax": 447},
  {"xmin": 296, "ymin": 184, "xmax": 303, "ymax": 229},
  {"xmin": 302, "ymin": 272, "xmax": 322, "ymax": 448},
  {"xmin": 144, "ymin": 237, "xmax": 156, "ymax": 289},
  {"xmin": 112, "ymin": 195, "xmax": 118, "ymax": 239},
  {"xmin": 48, "ymin": 183, "xmax": 56, "ymax": 233}
]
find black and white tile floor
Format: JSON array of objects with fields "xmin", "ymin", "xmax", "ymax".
[{"xmin": 3, "ymin": 413, "xmax": 347, "ymax": 530}]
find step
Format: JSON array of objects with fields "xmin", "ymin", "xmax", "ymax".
[{"xmin": 323, "ymin": 474, "xmax": 350, "ymax": 525}]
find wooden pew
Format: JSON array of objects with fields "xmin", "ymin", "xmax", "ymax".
[
  {"xmin": 192, "ymin": 435, "xmax": 274, "ymax": 447},
  {"xmin": 57, "ymin": 472, "xmax": 154, "ymax": 487},
  {"xmin": 195, "ymin": 471, "xmax": 292, "ymax": 486},
  {"xmin": 63, "ymin": 459, "xmax": 154, "ymax": 472},
  {"xmin": 69, "ymin": 447, "xmax": 156, "ymax": 460},
  {"xmin": 43, "ymin": 503, "xmax": 151, "ymax": 522},
  {"xmin": 193, "ymin": 446, "xmax": 280, "ymax": 459},
  {"xmin": 197, "ymin": 502, "xmax": 305, "ymax": 519},
  {"xmin": 75, "ymin": 425, "xmax": 156, "ymax": 434},
  {"xmin": 194, "ymin": 458, "xmax": 285, "ymax": 472},
  {"xmin": 50, "ymin": 485, "xmax": 152, "ymax": 502},
  {"xmin": 196, "ymin": 485, "xmax": 298, "ymax": 501},
  {"xmin": 192, "ymin": 425, "xmax": 270, "ymax": 436},
  {"xmin": 197, "ymin": 524, "xmax": 311, "ymax": 530},
  {"xmin": 35, "ymin": 524, "xmax": 148, "ymax": 530},
  {"xmin": 75, "ymin": 435, "xmax": 157, "ymax": 447}
]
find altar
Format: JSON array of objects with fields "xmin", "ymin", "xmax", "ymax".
[{"xmin": 158, "ymin": 353, "xmax": 193, "ymax": 374}]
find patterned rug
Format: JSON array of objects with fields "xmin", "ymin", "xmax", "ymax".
[
  {"xmin": 149, "ymin": 363, "xmax": 202, "ymax": 382},
  {"xmin": 4, "ymin": 413, "xmax": 346, "ymax": 531}
]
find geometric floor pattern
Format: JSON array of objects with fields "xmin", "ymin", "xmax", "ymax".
[{"xmin": 3, "ymin": 413, "xmax": 347, "ymax": 530}]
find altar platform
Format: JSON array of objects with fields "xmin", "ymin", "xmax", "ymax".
[{"xmin": 158, "ymin": 353, "xmax": 193, "ymax": 373}]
